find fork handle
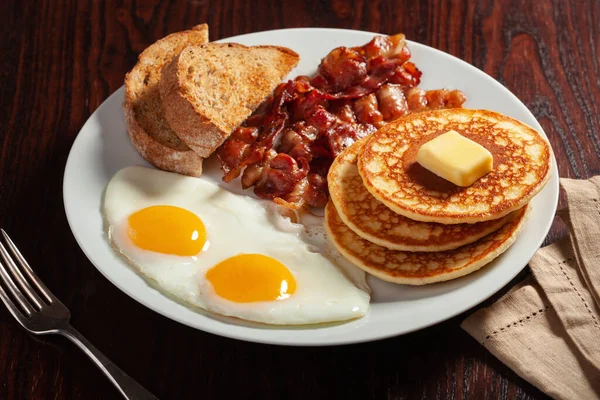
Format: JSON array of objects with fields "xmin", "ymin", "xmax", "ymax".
[{"xmin": 58, "ymin": 325, "xmax": 159, "ymax": 400}]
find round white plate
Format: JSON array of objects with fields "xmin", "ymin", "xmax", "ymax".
[{"xmin": 63, "ymin": 28, "xmax": 559, "ymax": 346}]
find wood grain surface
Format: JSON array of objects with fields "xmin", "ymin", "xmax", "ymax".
[{"xmin": 0, "ymin": 0, "xmax": 598, "ymax": 398}]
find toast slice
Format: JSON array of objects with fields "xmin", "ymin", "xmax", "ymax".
[
  {"xmin": 123, "ymin": 24, "xmax": 209, "ymax": 177},
  {"xmin": 159, "ymin": 43, "xmax": 300, "ymax": 158}
]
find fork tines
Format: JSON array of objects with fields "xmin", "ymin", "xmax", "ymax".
[{"xmin": 0, "ymin": 229, "xmax": 54, "ymax": 319}]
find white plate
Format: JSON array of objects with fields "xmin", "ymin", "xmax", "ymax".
[{"xmin": 63, "ymin": 28, "xmax": 559, "ymax": 346}]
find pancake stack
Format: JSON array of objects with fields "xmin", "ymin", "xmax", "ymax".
[{"xmin": 325, "ymin": 109, "xmax": 552, "ymax": 285}]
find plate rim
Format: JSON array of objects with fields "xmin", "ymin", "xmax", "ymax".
[{"xmin": 62, "ymin": 27, "xmax": 559, "ymax": 346}]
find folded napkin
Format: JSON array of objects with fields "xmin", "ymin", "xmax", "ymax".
[{"xmin": 461, "ymin": 176, "xmax": 600, "ymax": 400}]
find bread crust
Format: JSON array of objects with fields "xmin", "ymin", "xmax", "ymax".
[
  {"xmin": 157, "ymin": 57, "xmax": 224, "ymax": 158},
  {"xmin": 160, "ymin": 43, "xmax": 300, "ymax": 158},
  {"xmin": 123, "ymin": 99, "xmax": 203, "ymax": 176},
  {"xmin": 123, "ymin": 24, "xmax": 209, "ymax": 177}
]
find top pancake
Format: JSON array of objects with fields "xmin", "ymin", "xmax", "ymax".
[
  {"xmin": 357, "ymin": 109, "xmax": 552, "ymax": 224},
  {"xmin": 328, "ymin": 137, "xmax": 515, "ymax": 252}
]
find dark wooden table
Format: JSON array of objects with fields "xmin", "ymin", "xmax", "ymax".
[{"xmin": 1, "ymin": 0, "xmax": 598, "ymax": 398}]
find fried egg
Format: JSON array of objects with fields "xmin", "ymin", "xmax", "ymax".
[{"xmin": 103, "ymin": 166, "xmax": 370, "ymax": 325}]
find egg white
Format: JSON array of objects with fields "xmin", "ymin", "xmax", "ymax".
[{"xmin": 103, "ymin": 166, "xmax": 370, "ymax": 325}]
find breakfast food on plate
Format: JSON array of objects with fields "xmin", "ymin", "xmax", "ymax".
[
  {"xmin": 357, "ymin": 109, "xmax": 552, "ymax": 224},
  {"xmin": 160, "ymin": 43, "xmax": 300, "ymax": 158},
  {"xmin": 103, "ymin": 166, "xmax": 370, "ymax": 325},
  {"xmin": 324, "ymin": 107, "xmax": 552, "ymax": 284},
  {"xmin": 217, "ymin": 33, "xmax": 466, "ymax": 209},
  {"xmin": 112, "ymin": 26, "xmax": 552, "ymax": 326},
  {"xmin": 324, "ymin": 201, "xmax": 530, "ymax": 285},
  {"xmin": 327, "ymin": 137, "xmax": 517, "ymax": 252},
  {"xmin": 123, "ymin": 23, "xmax": 299, "ymax": 178},
  {"xmin": 123, "ymin": 24, "xmax": 209, "ymax": 177},
  {"xmin": 416, "ymin": 130, "xmax": 494, "ymax": 187}
]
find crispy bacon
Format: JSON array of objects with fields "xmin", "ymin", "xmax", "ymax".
[
  {"xmin": 216, "ymin": 33, "xmax": 467, "ymax": 209},
  {"xmin": 389, "ymin": 62, "xmax": 422, "ymax": 88},
  {"xmin": 353, "ymin": 93, "xmax": 383, "ymax": 124},
  {"xmin": 254, "ymin": 153, "xmax": 308, "ymax": 200},
  {"xmin": 305, "ymin": 173, "xmax": 329, "ymax": 208},
  {"xmin": 406, "ymin": 87, "xmax": 428, "ymax": 111},
  {"xmin": 328, "ymin": 100, "xmax": 357, "ymax": 124},
  {"xmin": 376, "ymin": 83, "xmax": 408, "ymax": 121},
  {"xmin": 216, "ymin": 127, "xmax": 258, "ymax": 177},
  {"xmin": 314, "ymin": 47, "xmax": 367, "ymax": 92},
  {"xmin": 241, "ymin": 163, "xmax": 263, "ymax": 189},
  {"xmin": 363, "ymin": 34, "xmax": 411, "ymax": 61}
]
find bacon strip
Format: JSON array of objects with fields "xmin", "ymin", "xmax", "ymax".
[{"xmin": 216, "ymin": 33, "xmax": 467, "ymax": 209}]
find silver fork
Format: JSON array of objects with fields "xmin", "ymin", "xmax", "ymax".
[{"xmin": 0, "ymin": 230, "xmax": 159, "ymax": 400}]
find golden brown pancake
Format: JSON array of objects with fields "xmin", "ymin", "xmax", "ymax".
[
  {"xmin": 357, "ymin": 109, "xmax": 552, "ymax": 224},
  {"xmin": 328, "ymin": 137, "xmax": 516, "ymax": 252},
  {"xmin": 324, "ymin": 201, "xmax": 530, "ymax": 285}
]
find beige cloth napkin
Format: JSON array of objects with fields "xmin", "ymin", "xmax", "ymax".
[{"xmin": 461, "ymin": 176, "xmax": 600, "ymax": 400}]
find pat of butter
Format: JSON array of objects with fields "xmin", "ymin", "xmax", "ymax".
[{"xmin": 416, "ymin": 130, "xmax": 493, "ymax": 187}]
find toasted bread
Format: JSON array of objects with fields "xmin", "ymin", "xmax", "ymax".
[
  {"xmin": 123, "ymin": 24, "xmax": 209, "ymax": 177},
  {"xmin": 159, "ymin": 43, "xmax": 300, "ymax": 158}
]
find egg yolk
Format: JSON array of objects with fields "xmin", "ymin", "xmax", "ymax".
[
  {"xmin": 206, "ymin": 254, "xmax": 296, "ymax": 303},
  {"xmin": 127, "ymin": 205, "xmax": 206, "ymax": 256}
]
